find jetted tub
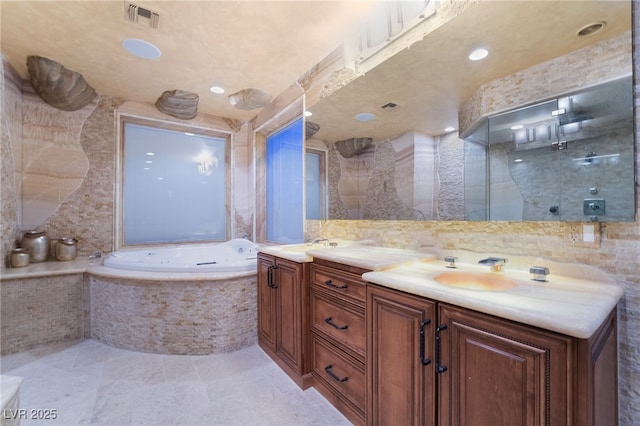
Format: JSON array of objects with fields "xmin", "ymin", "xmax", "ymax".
[
  {"xmin": 103, "ymin": 238, "xmax": 258, "ymax": 272},
  {"xmin": 91, "ymin": 238, "xmax": 259, "ymax": 355}
]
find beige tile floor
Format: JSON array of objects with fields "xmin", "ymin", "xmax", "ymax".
[{"xmin": 1, "ymin": 340, "xmax": 351, "ymax": 426}]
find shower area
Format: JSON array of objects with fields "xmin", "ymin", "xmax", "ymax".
[{"xmin": 463, "ymin": 76, "xmax": 635, "ymax": 222}]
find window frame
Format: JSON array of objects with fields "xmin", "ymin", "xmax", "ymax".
[{"xmin": 115, "ymin": 113, "xmax": 233, "ymax": 250}]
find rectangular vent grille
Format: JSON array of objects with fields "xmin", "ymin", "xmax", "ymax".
[{"xmin": 125, "ymin": 2, "xmax": 159, "ymax": 29}]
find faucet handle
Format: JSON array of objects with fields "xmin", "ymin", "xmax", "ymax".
[
  {"xmin": 530, "ymin": 266, "xmax": 550, "ymax": 282},
  {"xmin": 444, "ymin": 256, "xmax": 458, "ymax": 268}
]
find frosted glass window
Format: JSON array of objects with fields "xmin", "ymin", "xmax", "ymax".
[
  {"xmin": 266, "ymin": 118, "xmax": 304, "ymax": 243},
  {"xmin": 123, "ymin": 123, "xmax": 227, "ymax": 244}
]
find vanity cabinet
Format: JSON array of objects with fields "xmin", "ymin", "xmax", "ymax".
[
  {"xmin": 365, "ymin": 285, "xmax": 618, "ymax": 426},
  {"xmin": 437, "ymin": 303, "xmax": 573, "ymax": 425},
  {"xmin": 367, "ymin": 284, "xmax": 437, "ymax": 426},
  {"xmin": 257, "ymin": 253, "xmax": 312, "ymax": 389},
  {"xmin": 309, "ymin": 260, "xmax": 368, "ymax": 425},
  {"xmin": 259, "ymin": 251, "xmax": 619, "ymax": 425}
]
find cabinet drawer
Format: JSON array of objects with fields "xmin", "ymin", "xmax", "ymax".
[
  {"xmin": 312, "ymin": 336, "xmax": 366, "ymax": 412},
  {"xmin": 310, "ymin": 264, "xmax": 366, "ymax": 305},
  {"xmin": 311, "ymin": 292, "xmax": 366, "ymax": 359}
]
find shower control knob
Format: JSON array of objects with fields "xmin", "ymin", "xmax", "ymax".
[
  {"xmin": 549, "ymin": 205, "xmax": 559, "ymax": 214},
  {"xmin": 589, "ymin": 202, "xmax": 600, "ymax": 210}
]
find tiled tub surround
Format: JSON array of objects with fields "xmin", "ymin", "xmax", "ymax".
[
  {"xmin": 0, "ymin": 261, "xmax": 258, "ymax": 357},
  {"xmin": 89, "ymin": 266, "xmax": 257, "ymax": 355}
]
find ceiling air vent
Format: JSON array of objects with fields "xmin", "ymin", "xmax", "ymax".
[
  {"xmin": 381, "ymin": 102, "xmax": 398, "ymax": 111},
  {"xmin": 125, "ymin": 2, "xmax": 160, "ymax": 29}
]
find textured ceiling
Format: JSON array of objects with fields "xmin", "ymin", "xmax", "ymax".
[
  {"xmin": 0, "ymin": 0, "xmax": 379, "ymax": 122},
  {"xmin": 1, "ymin": 1, "xmax": 632, "ymax": 135}
]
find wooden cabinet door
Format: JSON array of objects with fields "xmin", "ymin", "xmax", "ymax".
[
  {"xmin": 257, "ymin": 254, "xmax": 276, "ymax": 351},
  {"xmin": 275, "ymin": 258, "xmax": 304, "ymax": 371},
  {"xmin": 438, "ymin": 304, "xmax": 572, "ymax": 426},
  {"xmin": 367, "ymin": 284, "xmax": 437, "ymax": 426}
]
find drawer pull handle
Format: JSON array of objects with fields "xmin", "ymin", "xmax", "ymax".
[
  {"xmin": 324, "ymin": 280, "xmax": 348, "ymax": 289},
  {"xmin": 436, "ymin": 324, "xmax": 448, "ymax": 373},
  {"xmin": 325, "ymin": 365, "xmax": 348, "ymax": 382},
  {"xmin": 419, "ymin": 318, "xmax": 432, "ymax": 366},
  {"xmin": 325, "ymin": 317, "xmax": 348, "ymax": 330},
  {"xmin": 267, "ymin": 265, "xmax": 278, "ymax": 289}
]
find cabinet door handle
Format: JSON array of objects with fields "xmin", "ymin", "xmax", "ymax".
[
  {"xmin": 325, "ymin": 317, "xmax": 348, "ymax": 330},
  {"xmin": 324, "ymin": 364, "xmax": 348, "ymax": 382},
  {"xmin": 324, "ymin": 279, "xmax": 348, "ymax": 289},
  {"xmin": 419, "ymin": 318, "xmax": 432, "ymax": 366},
  {"xmin": 435, "ymin": 324, "xmax": 448, "ymax": 373},
  {"xmin": 267, "ymin": 265, "xmax": 278, "ymax": 289}
]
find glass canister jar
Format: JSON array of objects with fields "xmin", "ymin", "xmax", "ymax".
[
  {"xmin": 55, "ymin": 237, "xmax": 78, "ymax": 261},
  {"xmin": 21, "ymin": 230, "xmax": 49, "ymax": 262}
]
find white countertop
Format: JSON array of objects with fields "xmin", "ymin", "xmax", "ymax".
[
  {"xmin": 259, "ymin": 241, "xmax": 435, "ymax": 269},
  {"xmin": 363, "ymin": 258, "xmax": 623, "ymax": 339},
  {"xmin": 1, "ymin": 258, "xmax": 90, "ymax": 280},
  {"xmin": 306, "ymin": 245, "xmax": 435, "ymax": 270},
  {"xmin": 258, "ymin": 239, "xmax": 362, "ymax": 263},
  {"xmin": 260, "ymin": 243, "xmax": 623, "ymax": 339},
  {"xmin": 0, "ymin": 258, "xmax": 256, "ymax": 282}
]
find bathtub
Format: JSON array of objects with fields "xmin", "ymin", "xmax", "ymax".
[
  {"xmin": 91, "ymin": 238, "xmax": 259, "ymax": 355},
  {"xmin": 103, "ymin": 238, "xmax": 258, "ymax": 272}
]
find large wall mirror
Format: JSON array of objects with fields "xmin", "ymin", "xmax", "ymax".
[{"xmin": 305, "ymin": 0, "xmax": 634, "ymax": 222}]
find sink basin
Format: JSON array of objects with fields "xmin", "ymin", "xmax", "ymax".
[{"xmin": 433, "ymin": 271, "xmax": 518, "ymax": 291}]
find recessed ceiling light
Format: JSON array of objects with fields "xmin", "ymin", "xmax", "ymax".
[
  {"xmin": 122, "ymin": 38, "xmax": 161, "ymax": 60},
  {"xmin": 514, "ymin": 158, "xmax": 524, "ymax": 163},
  {"xmin": 355, "ymin": 112, "xmax": 375, "ymax": 122},
  {"xmin": 510, "ymin": 124, "xmax": 524, "ymax": 130},
  {"xmin": 304, "ymin": 111, "xmax": 313, "ymax": 117},
  {"xmin": 577, "ymin": 21, "xmax": 606, "ymax": 37},
  {"xmin": 209, "ymin": 85, "xmax": 225, "ymax": 94},
  {"xmin": 444, "ymin": 126, "xmax": 456, "ymax": 133},
  {"xmin": 469, "ymin": 48, "xmax": 489, "ymax": 61},
  {"xmin": 146, "ymin": 152, "xmax": 155, "ymax": 156}
]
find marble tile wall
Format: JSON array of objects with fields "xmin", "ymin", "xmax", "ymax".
[
  {"xmin": 20, "ymin": 85, "xmax": 97, "ymax": 230},
  {"xmin": 89, "ymin": 274, "xmax": 257, "ymax": 355},
  {"xmin": 0, "ymin": 57, "xmax": 22, "ymax": 262},
  {"xmin": 0, "ymin": 60, "xmax": 252, "ymax": 259},
  {"xmin": 0, "ymin": 274, "xmax": 85, "ymax": 355},
  {"xmin": 499, "ymin": 123, "xmax": 635, "ymax": 221},
  {"xmin": 437, "ymin": 131, "xmax": 465, "ymax": 220},
  {"xmin": 326, "ymin": 131, "xmax": 442, "ymax": 220}
]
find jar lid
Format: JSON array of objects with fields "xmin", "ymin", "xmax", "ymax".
[
  {"xmin": 12, "ymin": 248, "xmax": 30, "ymax": 253},
  {"xmin": 24, "ymin": 230, "xmax": 45, "ymax": 237},
  {"xmin": 58, "ymin": 237, "xmax": 78, "ymax": 245}
]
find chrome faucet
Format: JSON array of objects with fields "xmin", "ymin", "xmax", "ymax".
[
  {"xmin": 478, "ymin": 257, "xmax": 508, "ymax": 272},
  {"xmin": 312, "ymin": 238, "xmax": 330, "ymax": 246}
]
